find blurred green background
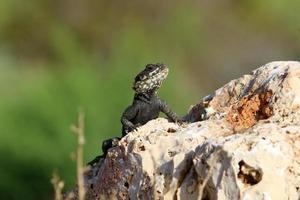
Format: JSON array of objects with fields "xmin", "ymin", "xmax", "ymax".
[{"xmin": 0, "ymin": 0, "xmax": 299, "ymax": 199}]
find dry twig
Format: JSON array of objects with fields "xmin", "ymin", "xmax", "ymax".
[
  {"xmin": 70, "ymin": 108, "xmax": 86, "ymax": 200},
  {"xmin": 51, "ymin": 172, "xmax": 64, "ymax": 200}
]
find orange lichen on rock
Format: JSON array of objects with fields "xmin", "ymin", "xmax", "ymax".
[{"xmin": 226, "ymin": 91, "xmax": 273, "ymax": 131}]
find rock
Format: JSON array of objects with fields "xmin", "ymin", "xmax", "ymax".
[{"xmin": 70, "ymin": 61, "xmax": 300, "ymax": 200}]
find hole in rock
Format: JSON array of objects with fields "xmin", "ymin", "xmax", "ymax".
[
  {"xmin": 124, "ymin": 182, "xmax": 129, "ymax": 188},
  {"xmin": 237, "ymin": 160, "xmax": 263, "ymax": 185},
  {"xmin": 167, "ymin": 128, "xmax": 177, "ymax": 133},
  {"xmin": 139, "ymin": 145, "xmax": 146, "ymax": 151}
]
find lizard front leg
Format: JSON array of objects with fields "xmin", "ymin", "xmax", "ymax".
[
  {"xmin": 121, "ymin": 105, "xmax": 139, "ymax": 136},
  {"xmin": 158, "ymin": 98, "xmax": 183, "ymax": 123}
]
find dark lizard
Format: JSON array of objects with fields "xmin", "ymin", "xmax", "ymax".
[
  {"xmin": 87, "ymin": 137, "xmax": 120, "ymax": 166},
  {"xmin": 121, "ymin": 63, "xmax": 181, "ymax": 136},
  {"xmin": 88, "ymin": 63, "xmax": 181, "ymax": 166}
]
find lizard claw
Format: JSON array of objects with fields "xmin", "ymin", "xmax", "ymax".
[
  {"xmin": 178, "ymin": 121, "xmax": 188, "ymax": 128},
  {"xmin": 174, "ymin": 118, "xmax": 188, "ymax": 127},
  {"xmin": 124, "ymin": 123, "xmax": 138, "ymax": 133}
]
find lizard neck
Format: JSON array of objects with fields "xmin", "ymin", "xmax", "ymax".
[{"xmin": 134, "ymin": 91, "xmax": 157, "ymax": 103}]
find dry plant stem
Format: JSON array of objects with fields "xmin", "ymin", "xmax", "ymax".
[
  {"xmin": 51, "ymin": 172, "xmax": 64, "ymax": 200},
  {"xmin": 198, "ymin": 149, "xmax": 221, "ymax": 200},
  {"xmin": 71, "ymin": 109, "xmax": 86, "ymax": 200}
]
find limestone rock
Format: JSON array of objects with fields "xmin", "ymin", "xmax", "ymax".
[{"xmin": 71, "ymin": 61, "xmax": 300, "ymax": 200}]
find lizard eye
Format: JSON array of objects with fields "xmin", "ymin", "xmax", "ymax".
[{"xmin": 146, "ymin": 64, "xmax": 155, "ymax": 70}]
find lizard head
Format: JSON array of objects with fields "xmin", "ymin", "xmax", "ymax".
[{"xmin": 133, "ymin": 63, "xmax": 169, "ymax": 94}]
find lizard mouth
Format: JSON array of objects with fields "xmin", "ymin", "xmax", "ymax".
[
  {"xmin": 158, "ymin": 67, "xmax": 169, "ymax": 82},
  {"xmin": 161, "ymin": 67, "xmax": 169, "ymax": 75}
]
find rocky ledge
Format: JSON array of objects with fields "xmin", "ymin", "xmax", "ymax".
[{"xmin": 73, "ymin": 61, "xmax": 300, "ymax": 200}]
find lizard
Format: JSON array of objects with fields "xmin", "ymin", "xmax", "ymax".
[
  {"xmin": 87, "ymin": 137, "xmax": 120, "ymax": 166},
  {"xmin": 120, "ymin": 63, "xmax": 182, "ymax": 136},
  {"xmin": 88, "ymin": 63, "xmax": 182, "ymax": 166}
]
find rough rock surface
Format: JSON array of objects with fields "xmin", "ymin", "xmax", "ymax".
[{"xmin": 74, "ymin": 61, "xmax": 300, "ymax": 200}]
